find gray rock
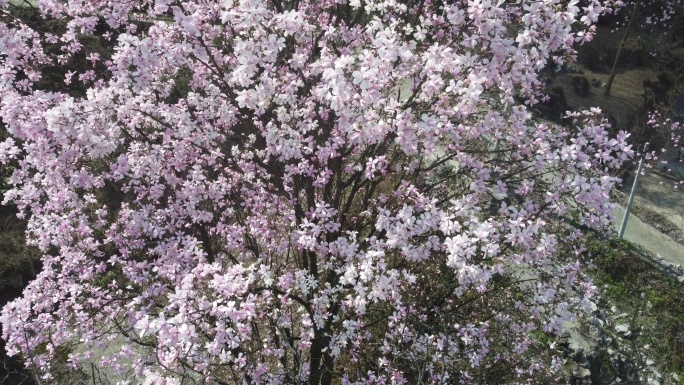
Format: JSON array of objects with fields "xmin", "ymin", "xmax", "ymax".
[
  {"xmin": 615, "ymin": 323, "xmax": 632, "ymax": 338},
  {"xmin": 574, "ymin": 349, "xmax": 589, "ymax": 367},
  {"xmin": 571, "ymin": 76, "xmax": 590, "ymax": 97},
  {"xmin": 576, "ymin": 367, "xmax": 591, "ymax": 379},
  {"xmin": 614, "ymin": 312, "xmax": 629, "ymax": 319}
]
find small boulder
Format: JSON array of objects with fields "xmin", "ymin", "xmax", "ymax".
[
  {"xmin": 574, "ymin": 348, "xmax": 589, "ymax": 367},
  {"xmin": 614, "ymin": 323, "xmax": 632, "ymax": 338},
  {"xmin": 572, "ymin": 76, "xmax": 590, "ymax": 97}
]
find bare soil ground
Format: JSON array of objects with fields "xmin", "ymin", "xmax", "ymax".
[{"xmin": 556, "ymin": 67, "xmax": 658, "ymax": 127}]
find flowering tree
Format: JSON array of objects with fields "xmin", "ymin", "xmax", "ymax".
[{"xmin": 1, "ymin": 0, "xmax": 633, "ymax": 384}]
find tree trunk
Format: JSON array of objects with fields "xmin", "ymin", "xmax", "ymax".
[
  {"xmin": 308, "ymin": 330, "xmax": 333, "ymax": 385},
  {"xmin": 605, "ymin": 1, "xmax": 640, "ymax": 96}
]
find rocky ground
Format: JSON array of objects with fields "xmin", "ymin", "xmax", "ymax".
[
  {"xmin": 557, "ymin": 171, "xmax": 684, "ymax": 385},
  {"xmin": 561, "ymin": 229, "xmax": 684, "ymax": 385}
]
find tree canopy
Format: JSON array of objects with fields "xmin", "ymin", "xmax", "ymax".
[{"xmin": 0, "ymin": 0, "xmax": 637, "ymax": 384}]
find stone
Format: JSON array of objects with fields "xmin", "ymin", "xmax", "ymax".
[
  {"xmin": 615, "ymin": 323, "xmax": 632, "ymax": 338},
  {"xmin": 614, "ymin": 312, "xmax": 628, "ymax": 319},
  {"xmin": 571, "ymin": 76, "xmax": 590, "ymax": 97},
  {"xmin": 573, "ymin": 348, "xmax": 588, "ymax": 366},
  {"xmin": 576, "ymin": 367, "xmax": 591, "ymax": 379}
]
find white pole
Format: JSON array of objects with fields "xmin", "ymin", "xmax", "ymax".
[{"xmin": 619, "ymin": 143, "xmax": 648, "ymax": 239}]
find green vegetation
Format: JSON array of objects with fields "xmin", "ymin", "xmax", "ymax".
[{"xmin": 582, "ymin": 232, "xmax": 684, "ymax": 376}]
